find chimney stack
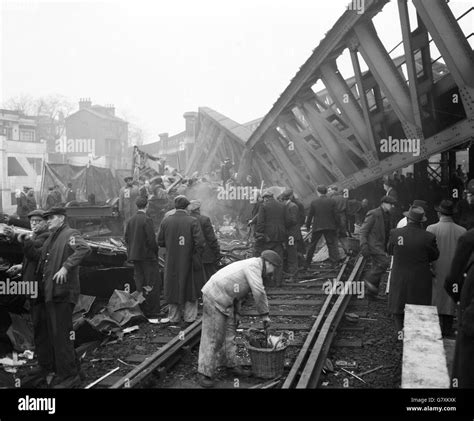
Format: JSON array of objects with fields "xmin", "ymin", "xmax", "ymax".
[
  {"xmin": 183, "ymin": 111, "xmax": 198, "ymax": 140},
  {"xmin": 105, "ymin": 104, "xmax": 115, "ymax": 116},
  {"xmin": 79, "ymin": 98, "xmax": 92, "ymax": 110}
]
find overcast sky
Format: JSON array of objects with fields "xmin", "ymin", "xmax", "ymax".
[{"xmin": 1, "ymin": 0, "xmax": 471, "ymax": 143}]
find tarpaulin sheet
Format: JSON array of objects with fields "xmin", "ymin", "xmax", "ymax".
[{"xmin": 40, "ymin": 163, "xmax": 121, "ymax": 207}]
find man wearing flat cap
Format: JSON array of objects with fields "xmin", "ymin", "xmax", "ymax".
[
  {"xmin": 5, "ymin": 210, "xmax": 51, "ymax": 385},
  {"xmin": 188, "ymin": 200, "xmax": 220, "ymax": 286},
  {"xmin": 119, "ymin": 176, "xmax": 140, "ymax": 232},
  {"xmin": 157, "ymin": 195, "xmax": 205, "ymax": 324},
  {"xmin": 360, "ymin": 195, "xmax": 397, "ymax": 298},
  {"xmin": 387, "ymin": 206, "xmax": 439, "ymax": 334},
  {"xmin": 427, "ymin": 200, "xmax": 466, "ymax": 337},
  {"xmin": 35, "ymin": 207, "xmax": 91, "ymax": 388}
]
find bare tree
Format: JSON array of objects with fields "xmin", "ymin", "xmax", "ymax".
[
  {"xmin": 128, "ymin": 123, "xmax": 144, "ymax": 147},
  {"xmin": 3, "ymin": 94, "xmax": 36, "ymax": 115}
]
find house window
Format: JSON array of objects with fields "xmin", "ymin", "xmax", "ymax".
[
  {"xmin": 8, "ymin": 157, "xmax": 28, "ymax": 176},
  {"xmin": 20, "ymin": 130, "xmax": 35, "ymax": 142},
  {"xmin": 6, "ymin": 128, "xmax": 13, "ymax": 140}
]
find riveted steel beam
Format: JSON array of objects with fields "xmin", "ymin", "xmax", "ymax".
[
  {"xmin": 334, "ymin": 118, "xmax": 474, "ymax": 190},
  {"xmin": 201, "ymin": 130, "xmax": 226, "ymax": 174},
  {"xmin": 348, "ymin": 47, "xmax": 380, "ymax": 167},
  {"xmin": 412, "ymin": 0, "xmax": 474, "ymax": 118},
  {"xmin": 353, "ymin": 20, "xmax": 424, "ymax": 141},
  {"xmin": 282, "ymin": 121, "xmax": 340, "ymax": 184},
  {"xmin": 301, "ymin": 101, "xmax": 364, "ymax": 172},
  {"xmin": 397, "ymin": 0, "xmax": 424, "ymax": 129},
  {"xmin": 319, "ymin": 61, "xmax": 374, "ymax": 154},
  {"xmin": 263, "ymin": 132, "xmax": 311, "ymax": 192}
]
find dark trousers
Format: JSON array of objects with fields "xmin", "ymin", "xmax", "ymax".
[
  {"xmin": 203, "ymin": 263, "xmax": 217, "ymax": 283},
  {"xmin": 286, "ymin": 236, "xmax": 298, "ymax": 275},
  {"xmin": 452, "ymin": 331, "xmax": 474, "ymax": 388},
  {"xmin": 439, "ymin": 315, "xmax": 454, "ymax": 337},
  {"xmin": 337, "ymin": 213, "xmax": 348, "ymax": 237},
  {"xmin": 306, "ymin": 230, "xmax": 339, "ymax": 266},
  {"xmin": 365, "ymin": 253, "xmax": 390, "ymax": 290},
  {"xmin": 31, "ymin": 301, "xmax": 79, "ymax": 379},
  {"xmin": 393, "ymin": 313, "xmax": 404, "ymax": 335},
  {"xmin": 133, "ymin": 260, "xmax": 161, "ymax": 317}
]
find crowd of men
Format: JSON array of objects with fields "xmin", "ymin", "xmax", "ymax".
[
  {"xmin": 359, "ymin": 177, "xmax": 474, "ymax": 388},
  {"xmin": 2, "ymin": 168, "xmax": 474, "ymax": 389}
]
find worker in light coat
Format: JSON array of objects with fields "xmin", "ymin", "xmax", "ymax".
[{"xmin": 197, "ymin": 250, "xmax": 279, "ymax": 388}]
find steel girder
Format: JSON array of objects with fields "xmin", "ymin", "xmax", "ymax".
[
  {"xmin": 337, "ymin": 118, "xmax": 474, "ymax": 190},
  {"xmin": 412, "ymin": 0, "xmax": 474, "ymax": 119},
  {"xmin": 185, "ymin": 108, "xmax": 248, "ymax": 176},
  {"xmin": 353, "ymin": 20, "xmax": 424, "ymax": 142},
  {"xmin": 319, "ymin": 62, "xmax": 375, "ymax": 155}
]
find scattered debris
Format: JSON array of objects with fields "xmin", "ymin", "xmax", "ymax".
[
  {"xmin": 85, "ymin": 366, "xmax": 120, "ymax": 389},
  {"xmin": 335, "ymin": 360, "xmax": 357, "ymax": 369},
  {"xmin": 357, "ymin": 365, "xmax": 390, "ymax": 377},
  {"xmin": 147, "ymin": 319, "xmax": 160, "ymax": 324},
  {"xmin": 122, "ymin": 325, "xmax": 139, "ymax": 334},
  {"xmin": 340, "ymin": 367, "xmax": 367, "ymax": 384},
  {"xmin": 322, "ymin": 358, "xmax": 334, "ymax": 374},
  {"xmin": 18, "ymin": 350, "xmax": 34, "ymax": 360}
]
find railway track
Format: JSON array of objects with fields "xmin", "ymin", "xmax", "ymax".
[{"xmin": 88, "ymin": 253, "xmax": 365, "ymax": 389}]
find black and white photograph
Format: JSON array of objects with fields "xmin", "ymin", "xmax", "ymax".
[{"xmin": 0, "ymin": 0, "xmax": 473, "ymax": 418}]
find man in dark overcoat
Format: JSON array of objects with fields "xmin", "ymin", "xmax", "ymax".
[
  {"xmin": 279, "ymin": 189, "xmax": 299, "ymax": 278},
  {"xmin": 188, "ymin": 200, "xmax": 220, "ymax": 287},
  {"xmin": 124, "ymin": 197, "xmax": 161, "ymax": 318},
  {"xmin": 305, "ymin": 185, "xmax": 340, "ymax": 268},
  {"xmin": 387, "ymin": 206, "xmax": 439, "ymax": 333},
  {"xmin": 36, "ymin": 207, "xmax": 91, "ymax": 388},
  {"xmin": 255, "ymin": 190, "xmax": 287, "ymax": 286},
  {"xmin": 157, "ymin": 195, "xmax": 205, "ymax": 324},
  {"xmin": 445, "ymin": 228, "xmax": 474, "ymax": 388},
  {"xmin": 5, "ymin": 210, "xmax": 51, "ymax": 384},
  {"xmin": 360, "ymin": 195, "xmax": 396, "ymax": 297}
]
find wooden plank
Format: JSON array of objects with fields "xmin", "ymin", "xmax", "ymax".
[
  {"xmin": 402, "ymin": 304, "xmax": 450, "ymax": 388},
  {"xmin": 267, "ymin": 299, "xmax": 323, "ymax": 306},
  {"xmin": 241, "ymin": 310, "xmax": 316, "ymax": 317},
  {"xmin": 333, "ymin": 338, "xmax": 363, "ymax": 348},
  {"xmin": 124, "ymin": 354, "xmax": 149, "ymax": 364},
  {"xmin": 95, "ymin": 375, "xmax": 124, "ymax": 388},
  {"xmin": 239, "ymin": 323, "xmax": 311, "ymax": 331},
  {"xmin": 151, "ymin": 336, "xmax": 174, "ymax": 345},
  {"xmin": 282, "ymin": 256, "xmax": 351, "ymax": 389},
  {"xmin": 267, "ymin": 288, "xmax": 324, "ymax": 295}
]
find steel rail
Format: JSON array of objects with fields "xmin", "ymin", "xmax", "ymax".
[
  {"xmin": 296, "ymin": 255, "xmax": 365, "ymax": 388},
  {"xmin": 109, "ymin": 319, "xmax": 202, "ymax": 389},
  {"xmin": 282, "ymin": 256, "xmax": 351, "ymax": 389}
]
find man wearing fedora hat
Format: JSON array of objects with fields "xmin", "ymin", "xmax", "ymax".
[
  {"xmin": 396, "ymin": 199, "xmax": 429, "ymax": 228},
  {"xmin": 427, "ymin": 200, "xmax": 466, "ymax": 337},
  {"xmin": 387, "ymin": 206, "xmax": 439, "ymax": 334},
  {"xmin": 119, "ymin": 176, "xmax": 140, "ymax": 232}
]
